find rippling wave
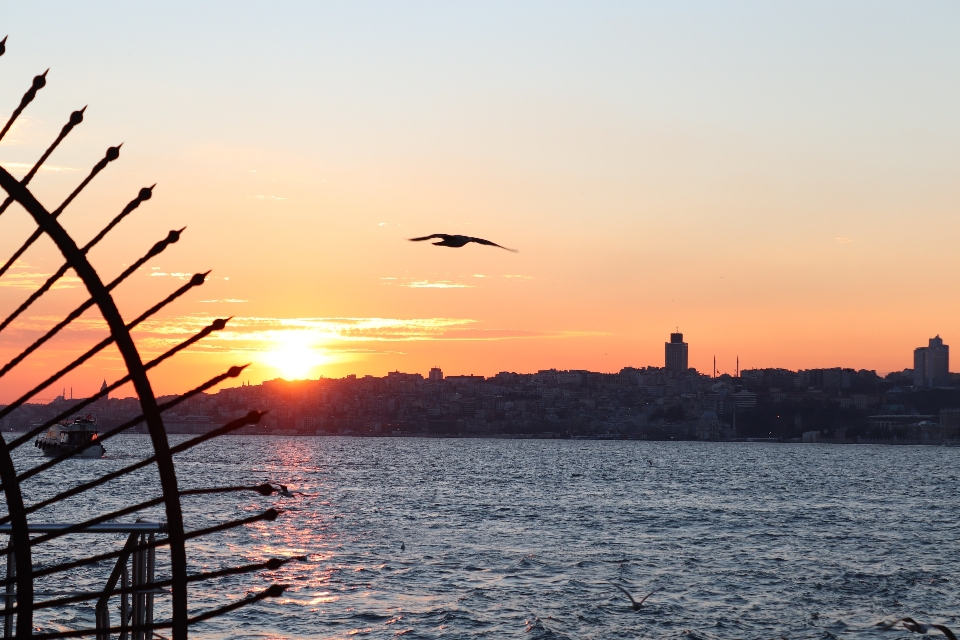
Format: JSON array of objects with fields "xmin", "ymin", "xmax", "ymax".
[{"xmin": 9, "ymin": 437, "xmax": 960, "ymax": 639}]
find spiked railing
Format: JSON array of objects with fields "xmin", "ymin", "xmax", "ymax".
[{"xmin": 0, "ymin": 37, "xmax": 286, "ymax": 638}]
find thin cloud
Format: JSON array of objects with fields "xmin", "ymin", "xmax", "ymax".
[
  {"xmin": 0, "ymin": 266, "xmax": 82, "ymax": 290},
  {"xmin": 1, "ymin": 161, "xmax": 80, "ymax": 174},
  {"xmin": 404, "ymin": 280, "xmax": 473, "ymax": 289},
  {"xmin": 0, "ymin": 115, "xmax": 41, "ymax": 145},
  {"xmin": 834, "ymin": 237, "xmax": 853, "ymax": 244},
  {"xmin": 129, "ymin": 316, "xmax": 598, "ymax": 349},
  {"xmin": 199, "ymin": 299, "xmax": 248, "ymax": 303},
  {"xmin": 150, "ymin": 272, "xmax": 192, "ymax": 279}
]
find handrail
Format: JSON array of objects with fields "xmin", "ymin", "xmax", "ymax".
[{"xmin": 0, "ymin": 524, "xmax": 166, "ymax": 534}]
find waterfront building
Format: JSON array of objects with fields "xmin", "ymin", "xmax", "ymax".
[{"xmin": 696, "ymin": 411, "xmax": 721, "ymax": 440}]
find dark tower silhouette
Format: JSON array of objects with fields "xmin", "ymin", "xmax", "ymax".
[
  {"xmin": 665, "ymin": 332, "xmax": 689, "ymax": 376},
  {"xmin": 914, "ymin": 335, "xmax": 949, "ymax": 388}
]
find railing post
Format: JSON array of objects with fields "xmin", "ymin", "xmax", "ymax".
[
  {"xmin": 132, "ymin": 538, "xmax": 141, "ymax": 640},
  {"xmin": 146, "ymin": 533, "xmax": 155, "ymax": 633},
  {"xmin": 3, "ymin": 548, "xmax": 14, "ymax": 640},
  {"xmin": 120, "ymin": 564, "xmax": 128, "ymax": 640}
]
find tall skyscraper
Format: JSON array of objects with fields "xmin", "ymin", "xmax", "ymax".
[
  {"xmin": 428, "ymin": 367, "xmax": 444, "ymax": 382},
  {"xmin": 665, "ymin": 332, "xmax": 688, "ymax": 375},
  {"xmin": 914, "ymin": 335, "xmax": 949, "ymax": 388}
]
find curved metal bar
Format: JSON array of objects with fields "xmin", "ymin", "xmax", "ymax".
[
  {"xmin": 0, "ymin": 229, "xmax": 186, "ymax": 382},
  {"xmin": 0, "ymin": 167, "xmax": 190, "ymax": 639},
  {"xmin": 25, "ymin": 413, "xmax": 264, "ymax": 506},
  {"xmin": 8, "ymin": 412, "xmax": 265, "ymax": 522},
  {"xmin": 8, "ymin": 367, "xmax": 248, "ymax": 495},
  {"xmin": 0, "ymin": 183, "xmax": 150, "ymax": 334},
  {"xmin": 0, "ymin": 145, "xmax": 120, "ymax": 280},
  {"xmin": 6, "ymin": 318, "xmax": 231, "ymax": 450},
  {"xmin": 0, "ymin": 271, "xmax": 206, "ymax": 432}
]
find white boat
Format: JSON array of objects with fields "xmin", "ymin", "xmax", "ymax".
[{"xmin": 34, "ymin": 415, "xmax": 106, "ymax": 458}]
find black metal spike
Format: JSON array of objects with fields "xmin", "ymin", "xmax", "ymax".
[
  {"xmin": 80, "ymin": 184, "xmax": 154, "ymax": 251},
  {"xmin": 0, "ymin": 144, "xmax": 123, "ymax": 278},
  {"xmin": 6, "ymin": 318, "xmax": 232, "ymax": 450},
  {"xmin": 0, "ymin": 175, "xmax": 150, "ymax": 328},
  {"xmin": 0, "ymin": 232, "xmax": 198, "ymax": 383},
  {"xmin": 0, "ymin": 276, "xmax": 213, "ymax": 437},
  {"xmin": 2, "ymin": 412, "xmax": 265, "ymax": 522},
  {"xmin": 27, "ymin": 584, "xmax": 290, "ymax": 640},
  {"xmin": 0, "ymin": 70, "xmax": 49, "ymax": 143},
  {"xmin": 0, "ymin": 106, "xmax": 89, "ymax": 218},
  {"xmin": 7, "ymin": 370, "xmax": 253, "ymax": 491},
  {"xmin": 0, "ymin": 47, "xmax": 275, "ymax": 637},
  {"xmin": 7, "ymin": 509, "xmax": 280, "ymax": 584},
  {"xmin": 16, "ymin": 558, "xmax": 299, "ymax": 615},
  {"xmin": 20, "ymin": 484, "xmax": 279, "ymax": 550}
]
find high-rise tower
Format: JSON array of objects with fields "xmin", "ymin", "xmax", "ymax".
[
  {"xmin": 914, "ymin": 336, "xmax": 949, "ymax": 388},
  {"xmin": 665, "ymin": 332, "xmax": 689, "ymax": 376}
]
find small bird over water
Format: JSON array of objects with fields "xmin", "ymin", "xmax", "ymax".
[
  {"xmin": 610, "ymin": 583, "xmax": 660, "ymax": 612},
  {"xmin": 880, "ymin": 618, "xmax": 957, "ymax": 640},
  {"xmin": 408, "ymin": 234, "xmax": 517, "ymax": 252}
]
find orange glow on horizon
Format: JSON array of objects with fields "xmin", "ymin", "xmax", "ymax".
[{"xmin": 1, "ymin": 5, "xmax": 960, "ymax": 401}]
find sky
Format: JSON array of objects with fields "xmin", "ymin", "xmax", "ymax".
[{"xmin": 0, "ymin": 2, "xmax": 959, "ymax": 402}]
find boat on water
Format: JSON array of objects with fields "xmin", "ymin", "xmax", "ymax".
[{"xmin": 34, "ymin": 415, "xmax": 105, "ymax": 458}]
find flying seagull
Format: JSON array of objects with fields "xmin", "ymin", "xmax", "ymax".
[
  {"xmin": 408, "ymin": 234, "xmax": 517, "ymax": 252},
  {"xmin": 610, "ymin": 583, "xmax": 660, "ymax": 612},
  {"xmin": 880, "ymin": 618, "xmax": 957, "ymax": 640},
  {"xmin": 276, "ymin": 484, "xmax": 297, "ymax": 498}
]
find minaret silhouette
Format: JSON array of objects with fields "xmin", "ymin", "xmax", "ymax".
[{"xmin": 100, "ymin": 379, "xmax": 108, "ymax": 400}]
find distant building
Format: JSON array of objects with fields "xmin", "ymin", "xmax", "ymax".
[
  {"xmin": 428, "ymin": 367, "xmax": 443, "ymax": 382},
  {"xmin": 940, "ymin": 408, "xmax": 960, "ymax": 440},
  {"xmin": 696, "ymin": 411, "xmax": 721, "ymax": 440},
  {"xmin": 734, "ymin": 390, "xmax": 757, "ymax": 408},
  {"xmin": 665, "ymin": 332, "xmax": 688, "ymax": 376},
  {"xmin": 914, "ymin": 336, "xmax": 949, "ymax": 388}
]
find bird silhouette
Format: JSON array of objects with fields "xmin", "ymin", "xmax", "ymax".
[
  {"xmin": 276, "ymin": 484, "xmax": 298, "ymax": 498},
  {"xmin": 611, "ymin": 583, "xmax": 659, "ymax": 612},
  {"xmin": 881, "ymin": 618, "xmax": 957, "ymax": 640},
  {"xmin": 408, "ymin": 234, "xmax": 517, "ymax": 252},
  {"xmin": 400, "ymin": 542, "xmax": 405, "ymax": 551}
]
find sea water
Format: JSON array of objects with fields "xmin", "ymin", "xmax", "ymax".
[{"xmin": 8, "ymin": 436, "xmax": 960, "ymax": 639}]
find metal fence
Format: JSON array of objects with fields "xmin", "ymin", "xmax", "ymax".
[{"xmin": 0, "ymin": 36, "xmax": 290, "ymax": 638}]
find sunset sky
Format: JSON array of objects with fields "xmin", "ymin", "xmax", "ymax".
[{"xmin": 1, "ymin": 2, "xmax": 959, "ymax": 402}]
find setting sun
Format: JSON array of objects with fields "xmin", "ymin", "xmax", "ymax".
[{"xmin": 260, "ymin": 332, "xmax": 330, "ymax": 380}]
